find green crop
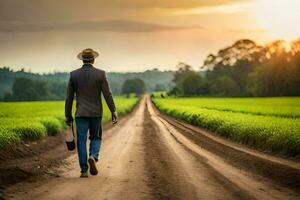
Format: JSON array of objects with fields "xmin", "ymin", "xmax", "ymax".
[
  {"xmin": 153, "ymin": 97, "xmax": 300, "ymax": 156},
  {"xmin": 0, "ymin": 97, "xmax": 138, "ymax": 149}
]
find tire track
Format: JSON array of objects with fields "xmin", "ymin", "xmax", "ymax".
[
  {"xmin": 146, "ymin": 96, "xmax": 300, "ymax": 200},
  {"xmin": 145, "ymin": 97, "xmax": 252, "ymax": 200},
  {"xmin": 160, "ymin": 115, "xmax": 300, "ymax": 193},
  {"xmin": 143, "ymin": 103, "xmax": 197, "ymax": 200}
]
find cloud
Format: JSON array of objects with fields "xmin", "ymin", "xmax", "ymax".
[
  {"xmin": 0, "ymin": 20, "xmax": 205, "ymax": 33},
  {"xmin": 171, "ymin": 2, "xmax": 251, "ymax": 15},
  {"xmin": 107, "ymin": 0, "xmax": 251, "ymax": 9},
  {"xmin": 0, "ymin": 0, "xmax": 252, "ymax": 22},
  {"xmin": 223, "ymin": 28, "xmax": 268, "ymax": 34}
]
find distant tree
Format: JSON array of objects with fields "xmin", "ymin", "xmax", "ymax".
[
  {"xmin": 105, "ymin": 70, "xmax": 174, "ymax": 94},
  {"xmin": 49, "ymin": 81, "xmax": 67, "ymax": 100},
  {"xmin": 0, "ymin": 67, "xmax": 14, "ymax": 98},
  {"xmin": 9, "ymin": 77, "xmax": 52, "ymax": 101},
  {"xmin": 199, "ymin": 38, "xmax": 300, "ymax": 97},
  {"xmin": 154, "ymin": 84, "xmax": 166, "ymax": 91},
  {"xmin": 172, "ymin": 63, "xmax": 195, "ymax": 95},
  {"xmin": 3, "ymin": 92, "xmax": 13, "ymax": 101},
  {"xmin": 167, "ymin": 87, "xmax": 180, "ymax": 96},
  {"xmin": 169, "ymin": 63, "xmax": 209, "ymax": 96},
  {"xmin": 12, "ymin": 78, "xmax": 37, "ymax": 101},
  {"xmin": 33, "ymin": 80, "xmax": 51, "ymax": 100},
  {"xmin": 181, "ymin": 73, "xmax": 203, "ymax": 96},
  {"xmin": 121, "ymin": 78, "xmax": 146, "ymax": 96},
  {"xmin": 210, "ymin": 76, "xmax": 239, "ymax": 96}
]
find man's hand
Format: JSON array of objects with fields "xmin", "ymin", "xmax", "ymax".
[
  {"xmin": 65, "ymin": 117, "xmax": 73, "ymax": 126},
  {"xmin": 112, "ymin": 111, "xmax": 118, "ymax": 124}
]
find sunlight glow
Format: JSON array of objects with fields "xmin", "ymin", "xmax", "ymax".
[
  {"xmin": 253, "ymin": 0, "xmax": 300, "ymax": 40},
  {"xmin": 172, "ymin": 3, "xmax": 251, "ymax": 15}
]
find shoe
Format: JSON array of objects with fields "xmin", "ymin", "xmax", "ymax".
[
  {"xmin": 80, "ymin": 172, "xmax": 88, "ymax": 178},
  {"xmin": 88, "ymin": 157, "xmax": 98, "ymax": 175}
]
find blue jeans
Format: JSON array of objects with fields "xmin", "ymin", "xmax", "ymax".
[{"xmin": 75, "ymin": 117, "xmax": 102, "ymax": 173}]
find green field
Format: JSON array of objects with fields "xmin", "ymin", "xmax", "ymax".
[
  {"xmin": 0, "ymin": 97, "xmax": 138, "ymax": 149},
  {"xmin": 152, "ymin": 97, "xmax": 300, "ymax": 156}
]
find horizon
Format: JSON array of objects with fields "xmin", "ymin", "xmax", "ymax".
[
  {"xmin": 0, "ymin": 65, "xmax": 177, "ymax": 74},
  {"xmin": 1, "ymin": 0, "xmax": 300, "ymax": 73}
]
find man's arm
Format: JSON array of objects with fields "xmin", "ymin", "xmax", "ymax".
[
  {"xmin": 65, "ymin": 74, "xmax": 75, "ymax": 126},
  {"xmin": 101, "ymin": 71, "xmax": 117, "ymax": 124}
]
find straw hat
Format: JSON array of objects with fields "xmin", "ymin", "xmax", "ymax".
[{"xmin": 77, "ymin": 48, "xmax": 99, "ymax": 61}]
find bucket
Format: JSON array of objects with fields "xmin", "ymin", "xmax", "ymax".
[{"xmin": 66, "ymin": 122, "xmax": 76, "ymax": 151}]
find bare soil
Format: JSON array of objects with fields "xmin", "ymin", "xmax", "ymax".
[{"xmin": 0, "ymin": 132, "xmax": 73, "ymax": 196}]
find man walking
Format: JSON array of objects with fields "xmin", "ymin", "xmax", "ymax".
[{"xmin": 65, "ymin": 48, "xmax": 118, "ymax": 178}]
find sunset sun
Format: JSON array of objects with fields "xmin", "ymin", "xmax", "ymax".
[{"xmin": 253, "ymin": 0, "xmax": 300, "ymax": 40}]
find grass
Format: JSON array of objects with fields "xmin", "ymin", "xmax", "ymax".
[
  {"xmin": 0, "ymin": 96, "xmax": 138, "ymax": 149},
  {"xmin": 151, "ymin": 91, "xmax": 168, "ymax": 98},
  {"xmin": 152, "ymin": 96, "xmax": 300, "ymax": 156}
]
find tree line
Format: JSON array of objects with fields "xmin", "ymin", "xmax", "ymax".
[
  {"xmin": 3, "ymin": 77, "xmax": 66, "ymax": 101},
  {"xmin": 170, "ymin": 39, "xmax": 300, "ymax": 97},
  {"xmin": 4, "ymin": 77, "xmax": 148, "ymax": 101},
  {"xmin": 0, "ymin": 68, "xmax": 171, "ymax": 101},
  {"xmin": 3, "ymin": 76, "xmax": 148, "ymax": 101}
]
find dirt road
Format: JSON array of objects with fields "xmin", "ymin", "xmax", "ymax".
[{"xmin": 3, "ymin": 96, "xmax": 300, "ymax": 200}]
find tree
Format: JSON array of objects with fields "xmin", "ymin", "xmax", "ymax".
[
  {"xmin": 8, "ymin": 77, "xmax": 53, "ymax": 101},
  {"xmin": 121, "ymin": 78, "xmax": 146, "ymax": 96},
  {"xmin": 210, "ymin": 76, "xmax": 239, "ymax": 96},
  {"xmin": 154, "ymin": 84, "xmax": 166, "ymax": 91},
  {"xmin": 182, "ymin": 73, "xmax": 203, "ymax": 96},
  {"xmin": 49, "ymin": 81, "xmax": 67, "ymax": 99},
  {"xmin": 34, "ymin": 80, "xmax": 51, "ymax": 100},
  {"xmin": 172, "ymin": 63, "xmax": 195, "ymax": 95},
  {"xmin": 200, "ymin": 38, "xmax": 300, "ymax": 97},
  {"xmin": 12, "ymin": 78, "xmax": 37, "ymax": 101},
  {"xmin": 170, "ymin": 63, "xmax": 210, "ymax": 96}
]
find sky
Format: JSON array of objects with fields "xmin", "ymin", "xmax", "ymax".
[{"xmin": 0, "ymin": 0, "xmax": 300, "ymax": 73}]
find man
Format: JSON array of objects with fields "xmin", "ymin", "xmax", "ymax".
[{"xmin": 65, "ymin": 48, "xmax": 118, "ymax": 178}]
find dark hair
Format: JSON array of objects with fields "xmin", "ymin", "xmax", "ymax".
[{"xmin": 83, "ymin": 59, "xmax": 94, "ymax": 64}]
